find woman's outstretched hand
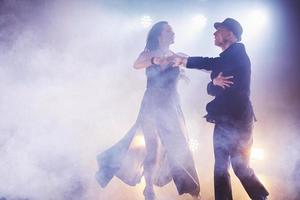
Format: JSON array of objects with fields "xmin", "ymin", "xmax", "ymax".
[
  {"xmin": 153, "ymin": 56, "xmax": 168, "ymax": 66},
  {"xmin": 165, "ymin": 53, "xmax": 188, "ymax": 67},
  {"xmin": 213, "ymin": 72, "xmax": 234, "ymax": 89}
]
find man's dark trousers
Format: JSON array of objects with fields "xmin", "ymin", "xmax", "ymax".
[{"xmin": 213, "ymin": 118, "xmax": 269, "ymax": 200}]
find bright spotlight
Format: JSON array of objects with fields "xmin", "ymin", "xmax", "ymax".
[
  {"xmin": 251, "ymin": 148, "xmax": 265, "ymax": 161},
  {"xmin": 140, "ymin": 15, "xmax": 152, "ymax": 28},
  {"xmin": 131, "ymin": 134, "xmax": 145, "ymax": 149},
  {"xmin": 249, "ymin": 9, "xmax": 268, "ymax": 26},
  {"xmin": 192, "ymin": 15, "xmax": 207, "ymax": 29},
  {"xmin": 189, "ymin": 138, "xmax": 200, "ymax": 152},
  {"xmin": 242, "ymin": 8, "xmax": 269, "ymax": 40}
]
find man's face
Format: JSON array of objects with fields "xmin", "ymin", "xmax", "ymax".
[{"xmin": 213, "ymin": 26, "xmax": 232, "ymax": 47}]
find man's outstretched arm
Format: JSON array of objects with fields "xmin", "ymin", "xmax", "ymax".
[
  {"xmin": 186, "ymin": 57, "xmax": 220, "ymax": 71},
  {"xmin": 171, "ymin": 54, "xmax": 220, "ymax": 71}
]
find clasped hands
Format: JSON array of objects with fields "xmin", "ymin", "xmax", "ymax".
[
  {"xmin": 153, "ymin": 53, "xmax": 234, "ymax": 89},
  {"xmin": 152, "ymin": 53, "xmax": 188, "ymax": 67}
]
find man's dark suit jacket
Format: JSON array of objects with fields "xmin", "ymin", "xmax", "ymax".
[{"xmin": 186, "ymin": 42, "xmax": 254, "ymax": 123}]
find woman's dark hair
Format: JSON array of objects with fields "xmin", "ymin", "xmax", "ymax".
[{"xmin": 145, "ymin": 21, "xmax": 168, "ymax": 51}]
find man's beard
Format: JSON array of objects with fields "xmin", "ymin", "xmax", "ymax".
[
  {"xmin": 215, "ymin": 38, "xmax": 230, "ymax": 47},
  {"xmin": 215, "ymin": 39, "xmax": 224, "ymax": 47}
]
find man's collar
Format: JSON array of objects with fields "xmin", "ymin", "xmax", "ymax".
[{"xmin": 219, "ymin": 42, "xmax": 240, "ymax": 57}]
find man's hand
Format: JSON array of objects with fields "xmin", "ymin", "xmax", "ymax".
[{"xmin": 213, "ymin": 72, "xmax": 234, "ymax": 89}]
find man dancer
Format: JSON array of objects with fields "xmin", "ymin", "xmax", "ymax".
[{"xmin": 174, "ymin": 18, "xmax": 269, "ymax": 200}]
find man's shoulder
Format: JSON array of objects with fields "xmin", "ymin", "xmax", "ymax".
[
  {"xmin": 224, "ymin": 43, "xmax": 250, "ymax": 68},
  {"xmin": 232, "ymin": 42, "xmax": 246, "ymax": 52},
  {"xmin": 232, "ymin": 43, "xmax": 249, "ymax": 59}
]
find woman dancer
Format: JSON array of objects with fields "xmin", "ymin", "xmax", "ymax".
[{"xmin": 96, "ymin": 21, "xmax": 200, "ymax": 200}]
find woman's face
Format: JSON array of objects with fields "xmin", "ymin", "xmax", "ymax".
[{"xmin": 159, "ymin": 24, "xmax": 175, "ymax": 45}]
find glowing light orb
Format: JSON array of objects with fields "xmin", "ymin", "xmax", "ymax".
[
  {"xmin": 242, "ymin": 8, "xmax": 269, "ymax": 41},
  {"xmin": 251, "ymin": 148, "xmax": 265, "ymax": 161},
  {"xmin": 132, "ymin": 134, "xmax": 146, "ymax": 148},
  {"xmin": 140, "ymin": 15, "xmax": 152, "ymax": 28},
  {"xmin": 192, "ymin": 15, "xmax": 207, "ymax": 29},
  {"xmin": 189, "ymin": 138, "xmax": 200, "ymax": 152}
]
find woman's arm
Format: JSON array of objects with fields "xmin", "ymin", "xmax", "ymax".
[
  {"xmin": 134, "ymin": 49, "xmax": 178, "ymax": 69},
  {"xmin": 133, "ymin": 50, "xmax": 168, "ymax": 69},
  {"xmin": 133, "ymin": 51, "xmax": 154, "ymax": 69}
]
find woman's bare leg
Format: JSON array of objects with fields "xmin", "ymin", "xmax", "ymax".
[{"xmin": 142, "ymin": 124, "xmax": 159, "ymax": 200}]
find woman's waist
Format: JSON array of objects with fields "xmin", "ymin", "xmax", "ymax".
[
  {"xmin": 146, "ymin": 85, "xmax": 177, "ymax": 92},
  {"xmin": 146, "ymin": 78, "xmax": 177, "ymax": 88},
  {"xmin": 144, "ymin": 86, "xmax": 179, "ymax": 100}
]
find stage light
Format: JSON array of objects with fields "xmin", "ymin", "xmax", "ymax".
[
  {"xmin": 251, "ymin": 148, "xmax": 265, "ymax": 161},
  {"xmin": 140, "ymin": 15, "xmax": 152, "ymax": 28},
  {"xmin": 131, "ymin": 134, "xmax": 146, "ymax": 148},
  {"xmin": 249, "ymin": 9, "xmax": 268, "ymax": 26},
  {"xmin": 189, "ymin": 138, "xmax": 200, "ymax": 152},
  {"xmin": 242, "ymin": 8, "xmax": 269, "ymax": 40},
  {"xmin": 192, "ymin": 14, "xmax": 207, "ymax": 29}
]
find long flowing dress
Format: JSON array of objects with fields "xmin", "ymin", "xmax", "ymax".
[{"xmin": 96, "ymin": 64, "xmax": 200, "ymax": 196}]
